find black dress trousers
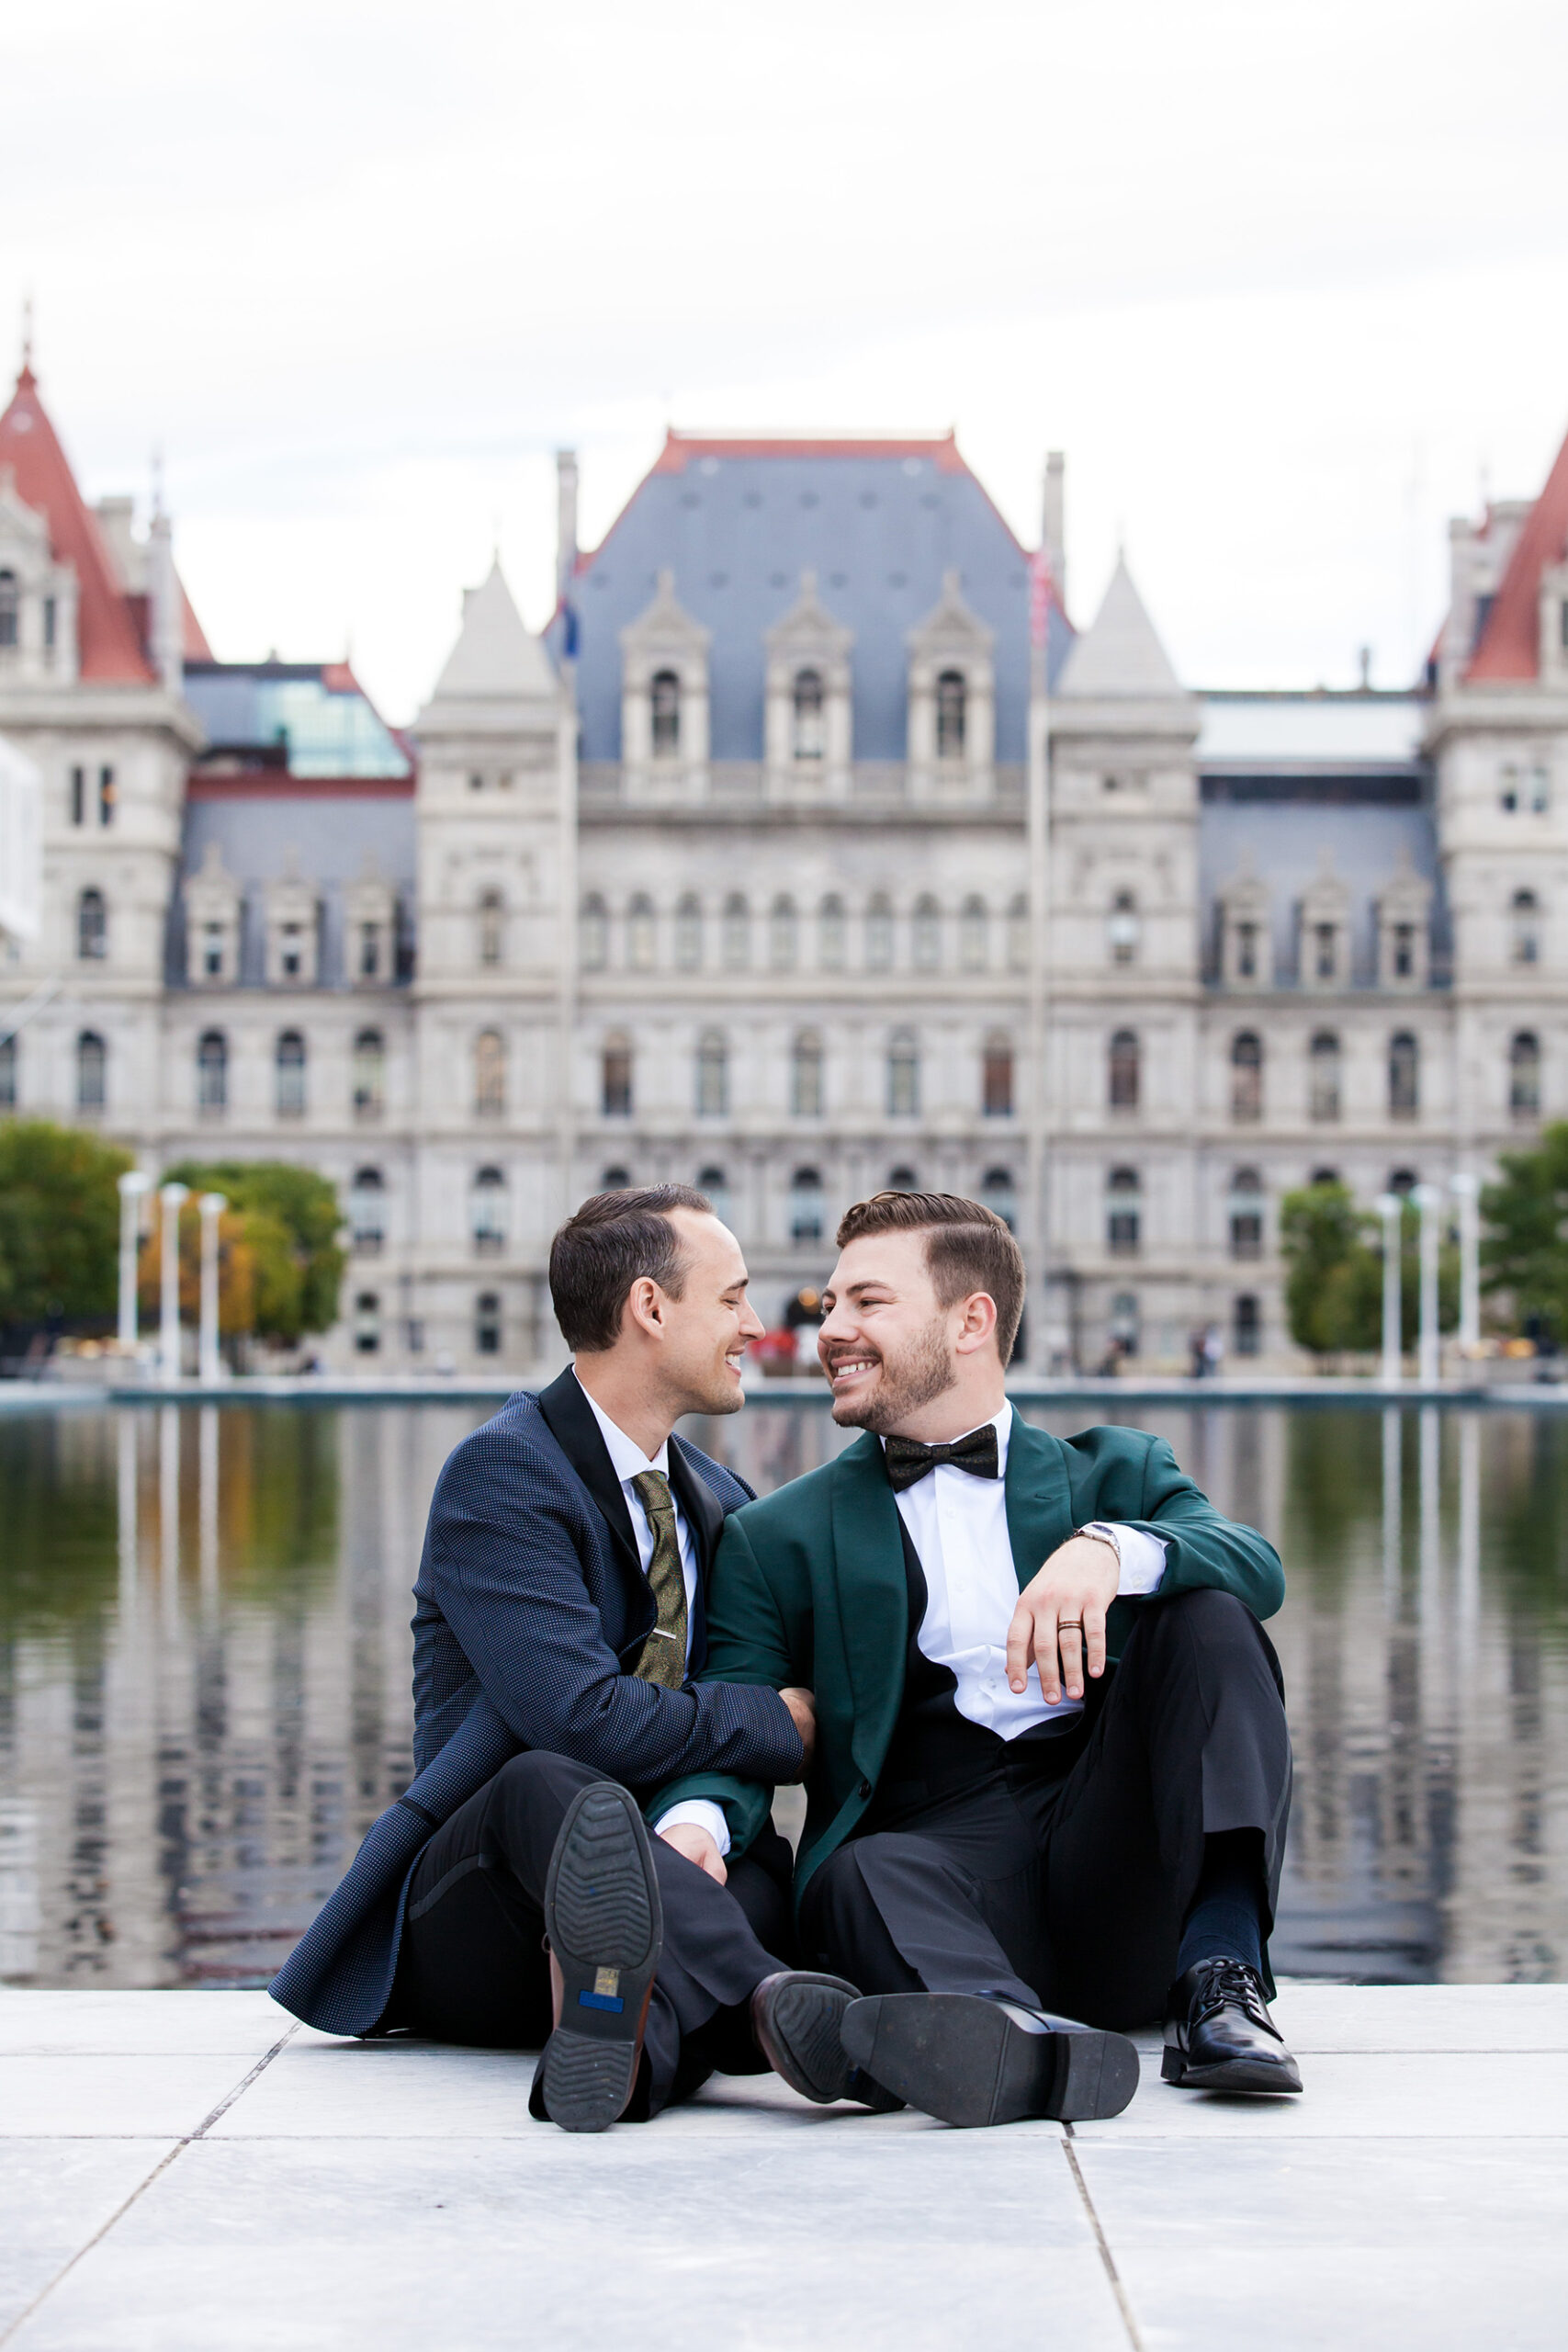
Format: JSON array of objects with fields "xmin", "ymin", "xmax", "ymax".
[
  {"xmin": 389, "ymin": 1749, "xmax": 792, "ymax": 2115},
  {"xmin": 800, "ymin": 1587, "xmax": 1292, "ymax": 2029}
]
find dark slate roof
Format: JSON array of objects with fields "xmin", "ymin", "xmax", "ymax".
[
  {"xmin": 172, "ymin": 790, "xmax": 416, "ymax": 989},
  {"xmin": 1199, "ymin": 800, "xmax": 1445, "ymax": 987},
  {"xmin": 548, "ymin": 433, "xmax": 1070, "ymax": 763}
]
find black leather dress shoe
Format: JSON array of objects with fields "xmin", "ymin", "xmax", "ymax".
[
  {"xmin": 750, "ymin": 1971, "xmax": 868, "ymax": 2104},
  {"xmin": 537, "ymin": 1781, "xmax": 663, "ymax": 2132},
  {"xmin": 1162, "ymin": 1959, "xmax": 1303, "ymax": 2094},
  {"xmin": 841, "ymin": 1993, "xmax": 1140, "ymax": 2128}
]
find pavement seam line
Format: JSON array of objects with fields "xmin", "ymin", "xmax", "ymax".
[
  {"xmin": 1062, "ymin": 2126, "xmax": 1145, "ymax": 2352},
  {"xmin": 0, "ymin": 2023, "xmax": 299, "ymax": 2347}
]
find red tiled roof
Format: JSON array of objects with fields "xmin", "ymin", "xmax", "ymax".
[
  {"xmin": 652, "ymin": 427, "xmax": 969, "ymax": 474},
  {"xmin": 1468, "ymin": 416, "xmax": 1568, "ymax": 683},
  {"xmin": 0, "ymin": 361, "xmax": 213, "ymax": 680}
]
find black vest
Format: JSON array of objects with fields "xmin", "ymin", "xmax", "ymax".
[{"xmin": 859, "ymin": 1518, "xmax": 1084, "ymax": 1833}]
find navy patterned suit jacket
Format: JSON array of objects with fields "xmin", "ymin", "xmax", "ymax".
[{"xmin": 269, "ymin": 1368, "xmax": 802, "ymax": 2036}]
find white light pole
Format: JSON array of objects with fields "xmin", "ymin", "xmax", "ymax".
[
  {"xmin": 1412, "ymin": 1182, "xmax": 1441, "ymax": 1386},
  {"xmin": 1376, "ymin": 1193, "xmax": 1403, "ymax": 1387},
  {"xmin": 1450, "ymin": 1171, "xmax": 1481, "ymax": 1354},
  {"xmin": 116, "ymin": 1170, "xmax": 152, "ymax": 1352},
  {"xmin": 158, "ymin": 1182, "xmax": 188, "ymax": 1388},
  {"xmin": 197, "ymin": 1193, "xmax": 226, "ymax": 1385}
]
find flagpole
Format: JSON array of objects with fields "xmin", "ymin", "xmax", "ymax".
[{"xmin": 1025, "ymin": 542, "xmax": 1053, "ymax": 1374}]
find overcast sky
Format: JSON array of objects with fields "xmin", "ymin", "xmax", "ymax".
[{"xmin": 7, "ymin": 0, "xmax": 1568, "ymax": 722}]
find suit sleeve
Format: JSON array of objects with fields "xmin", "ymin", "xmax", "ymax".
[
  {"xmin": 427, "ymin": 1430, "xmax": 804, "ymax": 1791},
  {"xmin": 643, "ymin": 1512, "xmax": 798, "ymax": 1857},
  {"xmin": 1115, "ymin": 1435, "xmax": 1284, "ymax": 1621}
]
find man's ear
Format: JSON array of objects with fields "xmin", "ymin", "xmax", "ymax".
[
  {"xmin": 624, "ymin": 1277, "xmax": 665, "ymax": 1340},
  {"xmin": 953, "ymin": 1291, "xmax": 999, "ymax": 1357}
]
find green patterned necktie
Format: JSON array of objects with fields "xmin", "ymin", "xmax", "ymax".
[{"xmin": 630, "ymin": 1469, "xmax": 688, "ymax": 1689}]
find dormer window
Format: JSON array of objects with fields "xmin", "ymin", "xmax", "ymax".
[
  {"xmin": 936, "ymin": 670, "xmax": 967, "ymax": 759},
  {"xmin": 650, "ymin": 670, "xmax": 681, "ymax": 755},
  {"xmin": 1392, "ymin": 923, "xmax": 1415, "ymax": 980},
  {"xmin": 1313, "ymin": 922, "xmax": 1337, "ymax": 982},
  {"xmin": 0, "ymin": 571, "xmax": 17, "ymax": 650},
  {"xmin": 792, "ymin": 670, "xmax": 825, "ymax": 760},
  {"xmin": 280, "ymin": 922, "xmax": 304, "ymax": 979},
  {"xmin": 203, "ymin": 922, "xmax": 225, "ymax": 978},
  {"xmin": 1236, "ymin": 922, "xmax": 1258, "ymax": 979}
]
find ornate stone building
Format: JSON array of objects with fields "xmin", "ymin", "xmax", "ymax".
[{"xmin": 3, "ymin": 353, "xmax": 1566, "ymax": 1372}]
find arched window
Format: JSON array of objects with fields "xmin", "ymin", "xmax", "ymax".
[
  {"xmin": 912, "ymin": 895, "xmax": 942, "ymax": 970},
  {"xmin": 0, "ymin": 570, "xmax": 18, "ymax": 650},
  {"xmin": 936, "ymin": 669, "xmax": 967, "ymax": 759},
  {"xmin": 1312, "ymin": 1167, "xmax": 1342, "ymax": 1188},
  {"xmin": 349, "ymin": 1167, "xmax": 385, "ymax": 1255},
  {"xmin": 1107, "ymin": 1167, "xmax": 1141, "ymax": 1256},
  {"xmin": 981, "ymin": 1166, "xmax": 1017, "ymax": 1232},
  {"xmin": 1229, "ymin": 1168, "xmax": 1264, "ymax": 1261},
  {"xmin": 721, "ymin": 893, "xmax": 750, "ymax": 970},
  {"xmin": 475, "ymin": 1291, "xmax": 502, "ymax": 1355},
  {"xmin": 1309, "ymin": 1030, "xmax": 1341, "ymax": 1122},
  {"xmin": 0, "ymin": 1032, "xmax": 16, "ymax": 1109},
  {"xmin": 982, "ymin": 1031, "xmax": 1014, "ymax": 1117},
  {"xmin": 601, "ymin": 1166, "xmax": 633, "ymax": 1192},
  {"xmin": 818, "ymin": 894, "xmax": 847, "ymax": 970},
  {"xmin": 626, "ymin": 893, "xmax": 657, "ymax": 972},
  {"xmin": 789, "ymin": 1167, "xmax": 824, "ymax": 1242},
  {"xmin": 888, "ymin": 1165, "xmax": 919, "ymax": 1193},
  {"xmin": 1312, "ymin": 921, "xmax": 1338, "ymax": 983},
  {"xmin": 197, "ymin": 1029, "xmax": 227, "ymax": 1114},
  {"xmin": 770, "ymin": 895, "xmax": 798, "ymax": 971},
  {"xmin": 580, "ymin": 894, "xmax": 609, "ymax": 971},
  {"xmin": 353, "ymin": 1028, "xmax": 385, "ymax": 1119},
  {"xmin": 477, "ymin": 889, "xmax": 504, "ymax": 968},
  {"xmin": 1511, "ymin": 888, "xmax": 1541, "ymax": 967},
  {"xmin": 1392, "ymin": 922, "xmax": 1417, "ymax": 981},
  {"xmin": 353, "ymin": 1291, "xmax": 380, "ymax": 1354},
  {"xmin": 792, "ymin": 669, "xmax": 825, "ymax": 760},
  {"xmin": 650, "ymin": 669, "xmax": 681, "ymax": 755},
  {"xmin": 275, "ymin": 1030, "xmax": 306, "ymax": 1117},
  {"xmin": 1109, "ymin": 1290, "xmax": 1141, "ymax": 1356},
  {"xmin": 471, "ymin": 1166, "xmax": 507, "ymax": 1256},
  {"xmin": 602, "ymin": 1033, "xmax": 632, "ymax": 1117},
  {"xmin": 887, "ymin": 1028, "xmax": 919, "ymax": 1117},
  {"xmin": 1388, "ymin": 1168, "xmax": 1417, "ymax": 1196},
  {"xmin": 1510, "ymin": 1030, "xmax": 1541, "ymax": 1116},
  {"xmin": 1230, "ymin": 1030, "xmax": 1263, "ymax": 1122},
  {"xmin": 696, "ymin": 1028, "xmax": 728, "ymax": 1117},
  {"xmin": 1389, "ymin": 1031, "xmax": 1418, "ymax": 1118},
  {"xmin": 1233, "ymin": 1295, "xmax": 1261, "ymax": 1357},
  {"xmin": 1108, "ymin": 890, "xmax": 1140, "ymax": 967},
  {"xmin": 696, "ymin": 1164, "xmax": 731, "ymax": 1227},
  {"xmin": 76, "ymin": 1030, "xmax": 107, "ymax": 1112},
  {"xmin": 76, "ymin": 888, "xmax": 107, "ymax": 961},
  {"xmin": 278, "ymin": 920, "xmax": 306, "ymax": 979},
  {"xmin": 792, "ymin": 1030, "xmax": 824, "ymax": 1117},
  {"xmin": 959, "ymin": 896, "xmax": 988, "ymax": 972},
  {"xmin": 474, "ymin": 1029, "xmax": 506, "ymax": 1118},
  {"xmin": 674, "ymin": 894, "xmax": 703, "ymax": 971},
  {"xmin": 865, "ymin": 892, "xmax": 894, "ymax": 971},
  {"xmin": 1109, "ymin": 1029, "xmax": 1140, "ymax": 1112},
  {"xmin": 1007, "ymin": 892, "xmax": 1030, "ymax": 972}
]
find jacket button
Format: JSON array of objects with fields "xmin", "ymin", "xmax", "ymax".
[{"xmin": 859, "ymin": 1778, "xmax": 872, "ymax": 1799}]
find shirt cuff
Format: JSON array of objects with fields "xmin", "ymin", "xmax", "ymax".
[
  {"xmin": 652, "ymin": 1799, "xmax": 732, "ymax": 1859},
  {"xmin": 1104, "ymin": 1522, "xmax": 1168, "ymax": 1597}
]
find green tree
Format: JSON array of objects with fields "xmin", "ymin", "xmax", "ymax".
[
  {"xmin": 1481, "ymin": 1121, "xmax": 1568, "ymax": 1341},
  {"xmin": 161, "ymin": 1159, "xmax": 344, "ymax": 1345},
  {"xmin": 1280, "ymin": 1182, "xmax": 1456, "ymax": 1359},
  {"xmin": 0, "ymin": 1120, "xmax": 131, "ymax": 1325}
]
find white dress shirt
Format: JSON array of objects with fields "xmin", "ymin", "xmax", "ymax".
[
  {"xmin": 888, "ymin": 1404, "xmax": 1167, "ymax": 1737},
  {"xmin": 575, "ymin": 1377, "xmax": 735, "ymax": 1858}
]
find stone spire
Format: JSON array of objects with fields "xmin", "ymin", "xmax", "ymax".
[{"xmin": 1055, "ymin": 554, "xmax": 1183, "ymax": 698}]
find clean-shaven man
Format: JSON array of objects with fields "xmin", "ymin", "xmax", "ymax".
[
  {"xmin": 654, "ymin": 1190, "xmax": 1301, "ymax": 2125},
  {"xmin": 272, "ymin": 1185, "xmax": 864, "ymax": 2132}
]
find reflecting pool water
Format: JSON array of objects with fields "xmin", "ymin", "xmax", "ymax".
[{"xmin": 1, "ymin": 1398, "xmax": 1564, "ymax": 1988}]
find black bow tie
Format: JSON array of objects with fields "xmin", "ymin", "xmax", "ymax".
[{"xmin": 882, "ymin": 1424, "xmax": 1000, "ymax": 1494}]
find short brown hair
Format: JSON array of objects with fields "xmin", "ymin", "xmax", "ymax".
[
  {"xmin": 550, "ymin": 1184, "xmax": 713, "ymax": 1352},
  {"xmin": 835, "ymin": 1191, "xmax": 1026, "ymax": 1365}
]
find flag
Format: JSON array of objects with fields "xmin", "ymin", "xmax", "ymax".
[{"xmin": 1028, "ymin": 547, "xmax": 1054, "ymax": 656}]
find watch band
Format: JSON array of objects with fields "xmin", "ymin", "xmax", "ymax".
[{"xmin": 1075, "ymin": 1521, "xmax": 1122, "ymax": 1569}]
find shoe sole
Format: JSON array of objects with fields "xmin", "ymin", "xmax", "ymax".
[
  {"xmin": 841, "ymin": 1995, "xmax": 1140, "ymax": 2128},
  {"xmin": 540, "ymin": 1781, "xmax": 662, "ymax": 2132},
  {"xmin": 1161, "ymin": 2045, "xmax": 1303, "ymax": 2094},
  {"xmin": 754, "ymin": 1974, "xmax": 861, "ymax": 2104}
]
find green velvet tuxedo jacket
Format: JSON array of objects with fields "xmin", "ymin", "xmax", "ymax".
[{"xmin": 652, "ymin": 1415, "xmax": 1285, "ymax": 1908}]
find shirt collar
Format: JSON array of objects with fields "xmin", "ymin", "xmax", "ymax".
[
  {"xmin": 880, "ymin": 1400, "xmax": 1013, "ymax": 1474},
  {"xmin": 573, "ymin": 1370, "xmax": 671, "ymax": 1484}
]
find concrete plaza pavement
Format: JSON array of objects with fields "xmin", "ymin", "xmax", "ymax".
[{"xmin": 2, "ymin": 1984, "xmax": 1564, "ymax": 2350}]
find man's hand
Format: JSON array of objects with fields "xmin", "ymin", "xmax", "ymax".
[
  {"xmin": 1006, "ymin": 1534, "xmax": 1121, "ymax": 1706},
  {"xmin": 780, "ymin": 1685, "xmax": 816, "ymax": 1774},
  {"xmin": 658, "ymin": 1822, "xmax": 728, "ymax": 1883}
]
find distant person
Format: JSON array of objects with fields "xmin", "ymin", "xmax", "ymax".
[
  {"xmin": 273, "ymin": 1186, "xmax": 865, "ymax": 2132},
  {"xmin": 1203, "ymin": 1322, "xmax": 1225, "ymax": 1380},
  {"xmin": 654, "ymin": 1191, "xmax": 1302, "ymax": 2126}
]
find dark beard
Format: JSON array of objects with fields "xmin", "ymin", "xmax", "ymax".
[{"xmin": 830, "ymin": 1314, "xmax": 957, "ymax": 1434}]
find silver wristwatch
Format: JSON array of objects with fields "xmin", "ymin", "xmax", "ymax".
[{"xmin": 1074, "ymin": 1521, "xmax": 1122, "ymax": 1570}]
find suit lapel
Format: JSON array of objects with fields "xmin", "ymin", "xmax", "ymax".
[
  {"xmin": 535, "ymin": 1367, "xmax": 641, "ymax": 1582},
  {"xmin": 1003, "ymin": 1414, "xmax": 1077, "ymax": 1592},
  {"xmin": 829, "ymin": 1434, "xmax": 910, "ymax": 1781}
]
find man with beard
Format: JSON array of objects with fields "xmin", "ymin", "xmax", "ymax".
[{"xmin": 651, "ymin": 1190, "xmax": 1301, "ymax": 2125}]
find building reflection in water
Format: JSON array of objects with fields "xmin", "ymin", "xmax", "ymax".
[{"xmin": 0, "ymin": 1399, "xmax": 1564, "ymax": 1988}]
